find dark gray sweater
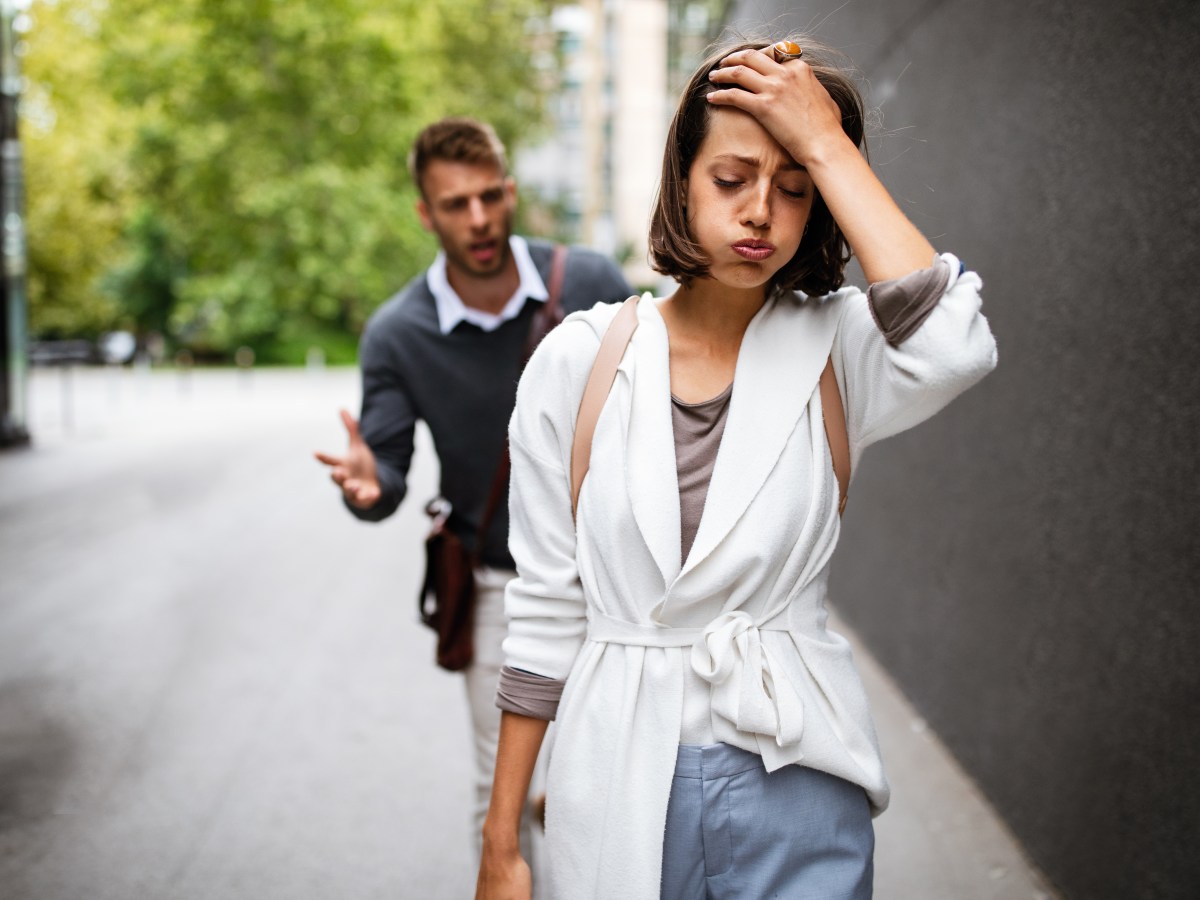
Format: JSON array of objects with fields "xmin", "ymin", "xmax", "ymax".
[{"xmin": 351, "ymin": 238, "xmax": 632, "ymax": 569}]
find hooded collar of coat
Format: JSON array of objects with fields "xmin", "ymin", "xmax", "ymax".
[{"xmin": 619, "ymin": 292, "xmax": 842, "ymax": 595}]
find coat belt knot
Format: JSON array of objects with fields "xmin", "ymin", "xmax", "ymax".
[{"xmin": 690, "ymin": 611, "xmax": 806, "ymax": 747}]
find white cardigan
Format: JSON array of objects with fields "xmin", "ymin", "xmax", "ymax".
[{"xmin": 503, "ymin": 254, "xmax": 997, "ymax": 898}]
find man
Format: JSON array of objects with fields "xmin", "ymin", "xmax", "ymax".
[{"xmin": 315, "ymin": 117, "xmax": 631, "ymax": 861}]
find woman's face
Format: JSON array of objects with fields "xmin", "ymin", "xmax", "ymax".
[{"xmin": 685, "ymin": 106, "xmax": 814, "ymax": 293}]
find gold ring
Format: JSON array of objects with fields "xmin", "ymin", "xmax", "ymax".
[{"xmin": 769, "ymin": 40, "xmax": 803, "ymax": 63}]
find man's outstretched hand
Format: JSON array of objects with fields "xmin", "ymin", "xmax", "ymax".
[{"xmin": 315, "ymin": 409, "xmax": 382, "ymax": 510}]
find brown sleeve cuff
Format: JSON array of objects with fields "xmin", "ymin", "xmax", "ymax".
[
  {"xmin": 867, "ymin": 256, "xmax": 953, "ymax": 346},
  {"xmin": 495, "ymin": 665, "xmax": 565, "ymax": 721}
]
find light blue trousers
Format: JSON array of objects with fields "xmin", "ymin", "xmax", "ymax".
[{"xmin": 661, "ymin": 743, "xmax": 874, "ymax": 900}]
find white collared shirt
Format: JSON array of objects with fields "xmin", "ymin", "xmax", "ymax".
[{"xmin": 427, "ymin": 235, "xmax": 549, "ymax": 335}]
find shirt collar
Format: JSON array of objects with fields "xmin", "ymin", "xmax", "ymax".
[{"xmin": 427, "ymin": 235, "xmax": 549, "ymax": 335}]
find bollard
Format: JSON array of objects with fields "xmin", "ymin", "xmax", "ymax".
[
  {"xmin": 134, "ymin": 351, "xmax": 151, "ymax": 397},
  {"xmin": 235, "ymin": 346, "xmax": 255, "ymax": 391},
  {"xmin": 306, "ymin": 345, "xmax": 325, "ymax": 375},
  {"xmin": 175, "ymin": 349, "xmax": 194, "ymax": 396},
  {"xmin": 107, "ymin": 360, "xmax": 122, "ymax": 408},
  {"xmin": 59, "ymin": 363, "xmax": 74, "ymax": 434}
]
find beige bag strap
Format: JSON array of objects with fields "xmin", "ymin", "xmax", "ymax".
[
  {"xmin": 570, "ymin": 295, "xmax": 640, "ymax": 520},
  {"xmin": 819, "ymin": 357, "xmax": 851, "ymax": 515},
  {"xmin": 569, "ymin": 297, "xmax": 849, "ymax": 520}
]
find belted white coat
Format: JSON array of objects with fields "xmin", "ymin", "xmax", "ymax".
[{"xmin": 502, "ymin": 253, "xmax": 997, "ymax": 898}]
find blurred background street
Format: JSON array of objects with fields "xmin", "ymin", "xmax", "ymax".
[
  {"xmin": 0, "ymin": 367, "xmax": 1055, "ymax": 898},
  {"xmin": 2, "ymin": 0, "xmax": 1198, "ymax": 897},
  {"xmin": 1, "ymin": 366, "xmax": 476, "ymax": 898}
]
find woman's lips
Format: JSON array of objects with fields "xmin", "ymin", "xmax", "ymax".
[{"xmin": 731, "ymin": 240, "xmax": 775, "ymax": 261}]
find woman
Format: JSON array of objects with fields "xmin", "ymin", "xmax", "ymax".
[{"xmin": 477, "ymin": 37, "xmax": 997, "ymax": 899}]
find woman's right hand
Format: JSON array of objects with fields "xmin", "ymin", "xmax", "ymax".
[
  {"xmin": 706, "ymin": 47, "xmax": 847, "ymax": 171},
  {"xmin": 476, "ymin": 712, "xmax": 550, "ymax": 899},
  {"xmin": 475, "ymin": 842, "xmax": 532, "ymax": 900}
]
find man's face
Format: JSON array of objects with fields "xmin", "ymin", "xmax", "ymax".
[{"xmin": 417, "ymin": 160, "xmax": 517, "ymax": 279}]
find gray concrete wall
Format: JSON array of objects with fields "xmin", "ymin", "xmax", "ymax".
[{"xmin": 722, "ymin": 2, "xmax": 1200, "ymax": 897}]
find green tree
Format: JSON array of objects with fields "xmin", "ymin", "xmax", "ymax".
[
  {"xmin": 23, "ymin": 0, "xmax": 553, "ymax": 359},
  {"xmin": 22, "ymin": 0, "xmax": 133, "ymax": 338},
  {"xmin": 102, "ymin": 0, "xmax": 551, "ymax": 360}
]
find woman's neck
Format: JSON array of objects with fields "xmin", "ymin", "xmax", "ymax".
[
  {"xmin": 658, "ymin": 279, "xmax": 767, "ymax": 403},
  {"xmin": 660, "ymin": 278, "xmax": 766, "ymax": 347}
]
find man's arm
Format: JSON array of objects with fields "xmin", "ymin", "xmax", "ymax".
[
  {"xmin": 350, "ymin": 326, "xmax": 417, "ymax": 521},
  {"xmin": 315, "ymin": 324, "xmax": 417, "ymax": 521}
]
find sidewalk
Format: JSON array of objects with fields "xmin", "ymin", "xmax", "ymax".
[
  {"xmin": 1, "ymin": 366, "xmax": 1057, "ymax": 899},
  {"xmin": 835, "ymin": 608, "xmax": 1058, "ymax": 899}
]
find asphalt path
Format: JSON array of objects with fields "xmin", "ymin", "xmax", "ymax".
[
  {"xmin": 2, "ymin": 366, "xmax": 475, "ymax": 899},
  {"xmin": 0, "ymin": 366, "xmax": 1055, "ymax": 899}
]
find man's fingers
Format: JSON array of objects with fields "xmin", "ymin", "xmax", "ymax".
[
  {"xmin": 345, "ymin": 478, "xmax": 380, "ymax": 500},
  {"xmin": 343, "ymin": 479, "xmax": 381, "ymax": 510},
  {"xmin": 339, "ymin": 408, "xmax": 361, "ymax": 441},
  {"xmin": 314, "ymin": 451, "xmax": 344, "ymax": 467}
]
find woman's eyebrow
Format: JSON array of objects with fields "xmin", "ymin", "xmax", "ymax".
[{"xmin": 711, "ymin": 153, "xmax": 808, "ymax": 172}]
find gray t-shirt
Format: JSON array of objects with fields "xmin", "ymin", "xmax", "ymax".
[{"xmin": 671, "ymin": 383, "xmax": 734, "ymax": 564}]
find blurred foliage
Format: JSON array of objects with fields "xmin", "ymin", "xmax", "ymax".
[
  {"xmin": 22, "ymin": 0, "xmax": 553, "ymax": 360},
  {"xmin": 22, "ymin": 0, "xmax": 131, "ymax": 338}
]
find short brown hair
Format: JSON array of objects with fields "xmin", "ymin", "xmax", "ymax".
[
  {"xmin": 408, "ymin": 117, "xmax": 509, "ymax": 196},
  {"xmin": 649, "ymin": 38, "xmax": 866, "ymax": 297}
]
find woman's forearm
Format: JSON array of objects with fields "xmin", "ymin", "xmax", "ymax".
[
  {"xmin": 805, "ymin": 135, "xmax": 937, "ymax": 285},
  {"xmin": 476, "ymin": 712, "xmax": 549, "ymax": 898},
  {"xmin": 482, "ymin": 711, "xmax": 550, "ymax": 849}
]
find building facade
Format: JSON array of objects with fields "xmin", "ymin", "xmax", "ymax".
[{"xmin": 518, "ymin": 0, "xmax": 725, "ymax": 292}]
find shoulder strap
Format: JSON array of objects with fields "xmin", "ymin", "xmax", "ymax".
[
  {"xmin": 475, "ymin": 451, "xmax": 511, "ymax": 559},
  {"xmin": 546, "ymin": 244, "xmax": 568, "ymax": 311},
  {"xmin": 570, "ymin": 295, "xmax": 640, "ymax": 520},
  {"xmin": 568, "ymin": 299, "xmax": 848, "ymax": 521},
  {"xmin": 476, "ymin": 244, "xmax": 570, "ymax": 556},
  {"xmin": 819, "ymin": 357, "xmax": 850, "ymax": 516},
  {"xmin": 524, "ymin": 243, "xmax": 567, "ymax": 359}
]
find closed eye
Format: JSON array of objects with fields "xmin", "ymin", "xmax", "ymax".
[
  {"xmin": 713, "ymin": 177, "xmax": 742, "ymax": 189},
  {"xmin": 780, "ymin": 187, "xmax": 808, "ymax": 199}
]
